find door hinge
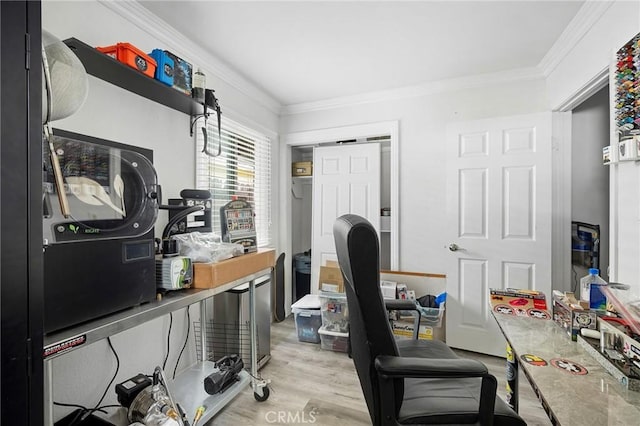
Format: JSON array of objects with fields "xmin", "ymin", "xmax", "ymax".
[
  {"xmin": 26, "ymin": 337, "xmax": 33, "ymax": 378},
  {"xmin": 25, "ymin": 33, "xmax": 31, "ymax": 70}
]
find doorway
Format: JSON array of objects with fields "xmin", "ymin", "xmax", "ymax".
[
  {"xmin": 570, "ymin": 85, "xmax": 610, "ymax": 291},
  {"xmin": 283, "ymin": 121, "xmax": 399, "ymax": 313}
]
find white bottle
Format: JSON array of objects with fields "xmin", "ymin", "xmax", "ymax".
[{"xmin": 192, "ymin": 68, "xmax": 206, "ymax": 103}]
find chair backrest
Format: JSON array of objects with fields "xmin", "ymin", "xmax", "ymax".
[{"xmin": 333, "ymin": 214, "xmax": 402, "ymax": 424}]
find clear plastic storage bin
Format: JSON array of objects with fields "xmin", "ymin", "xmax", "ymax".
[
  {"xmin": 319, "ymin": 291, "xmax": 349, "ymax": 332},
  {"xmin": 291, "ymin": 294, "xmax": 322, "ymax": 343},
  {"xmin": 318, "ymin": 325, "xmax": 349, "ymax": 352}
]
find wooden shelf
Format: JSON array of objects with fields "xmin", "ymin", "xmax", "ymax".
[{"xmin": 63, "ymin": 38, "xmax": 203, "ymax": 116}]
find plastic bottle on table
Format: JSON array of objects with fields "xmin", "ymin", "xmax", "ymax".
[{"xmin": 580, "ymin": 268, "xmax": 607, "ymax": 309}]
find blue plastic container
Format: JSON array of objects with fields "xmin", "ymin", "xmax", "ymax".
[{"xmin": 149, "ymin": 49, "xmax": 174, "ymax": 86}]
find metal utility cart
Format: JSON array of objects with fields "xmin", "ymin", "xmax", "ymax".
[{"xmin": 43, "ymin": 268, "xmax": 272, "ymax": 425}]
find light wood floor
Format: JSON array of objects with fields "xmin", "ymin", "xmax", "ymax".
[{"xmin": 209, "ymin": 316, "xmax": 552, "ymax": 425}]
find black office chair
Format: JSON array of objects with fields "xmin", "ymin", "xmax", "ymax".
[{"xmin": 333, "ymin": 214, "xmax": 525, "ymax": 426}]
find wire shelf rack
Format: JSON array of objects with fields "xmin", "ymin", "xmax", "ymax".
[{"xmin": 193, "ymin": 320, "xmax": 257, "ymax": 364}]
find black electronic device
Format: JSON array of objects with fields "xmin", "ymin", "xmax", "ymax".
[
  {"xmin": 204, "ymin": 354, "xmax": 244, "ymax": 395},
  {"xmin": 220, "ymin": 199, "xmax": 257, "ymax": 253},
  {"xmin": 43, "ymin": 129, "xmax": 159, "ymax": 333},
  {"xmin": 115, "ymin": 373, "xmax": 152, "ymax": 408},
  {"xmin": 167, "ymin": 189, "xmax": 212, "ymax": 235}
]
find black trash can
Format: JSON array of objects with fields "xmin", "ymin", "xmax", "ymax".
[{"xmin": 293, "ymin": 252, "xmax": 311, "ymax": 302}]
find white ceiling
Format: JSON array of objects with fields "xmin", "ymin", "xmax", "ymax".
[{"xmin": 138, "ymin": 1, "xmax": 585, "ymax": 107}]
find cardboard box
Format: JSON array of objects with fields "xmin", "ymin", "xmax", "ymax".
[
  {"xmin": 391, "ymin": 319, "xmax": 445, "ymax": 341},
  {"xmin": 552, "ymin": 293, "xmax": 598, "ymax": 341},
  {"xmin": 193, "ymin": 248, "xmax": 275, "ymax": 289},
  {"xmin": 292, "ymin": 161, "xmax": 313, "ymax": 177},
  {"xmin": 319, "ymin": 260, "xmax": 344, "ymax": 293},
  {"xmin": 489, "ymin": 288, "xmax": 549, "ymax": 319}
]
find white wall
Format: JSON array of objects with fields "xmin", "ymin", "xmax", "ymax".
[
  {"xmin": 545, "ymin": 0, "xmax": 640, "ymax": 290},
  {"xmin": 571, "ymin": 86, "xmax": 610, "ymax": 286},
  {"xmin": 280, "ymin": 79, "xmax": 548, "ymax": 274},
  {"xmin": 42, "ymin": 1, "xmax": 279, "ymax": 422}
]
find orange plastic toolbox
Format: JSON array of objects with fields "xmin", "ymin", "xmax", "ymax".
[{"xmin": 97, "ymin": 42, "xmax": 157, "ymax": 78}]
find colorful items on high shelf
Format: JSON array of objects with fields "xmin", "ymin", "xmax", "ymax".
[
  {"xmin": 615, "ymin": 34, "xmax": 640, "ymax": 140},
  {"xmin": 97, "ymin": 42, "xmax": 157, "ymax": 78},
  {"xmin": 95, "ymin": 42, "xmax": 195, "ymax": 97}
]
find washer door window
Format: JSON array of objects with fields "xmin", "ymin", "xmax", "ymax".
[{"xmin": 43, "ymin": 134, "xmax": 158, "ymax": 243}]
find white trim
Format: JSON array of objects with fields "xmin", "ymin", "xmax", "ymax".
[
  {"xmin": 281, "ymin": 68, "xmax": 543, "ymax": 115},
  {"xmin": 551, "ymin": 111, "xmax": 573, "ymax": 292},
  {"xmin": 554, "ymin": 67, "xmax": 609, "ymax": 112},
  {"xmin": 218, "ymin": 104, "xmax": 278, "ymax": 141},
  {"xmin": 538, "ymin": 1, "xmax": 613, "ymax": 78},
  {"xmin": 100, "ymin": 0, "xmax": 281, "ymax": 114},
  {"xmin": 389, "ymin": 121, "xmax": 400, "ymax": 270},
  {"xmin": 283, "ymin": 121, "xmax": 400, "ymax": 146},
  {"xmin": 101, "ymin": 0, "xmax": 612, "ymax": 119}
]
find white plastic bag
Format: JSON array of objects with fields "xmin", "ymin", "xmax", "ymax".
[{"xmin": 171, "ymin": 232, "xmax": 244, "ymax": 263}]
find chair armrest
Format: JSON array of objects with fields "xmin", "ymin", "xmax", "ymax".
[
  {"xmin": 375, "ymin": 355, "xmax": 488, "ymax": 379},
  {"xmin": 385, "ymin": 299, "xmax": 420, "ymax": 339},
  {"xmin": 384, "ymin": 299, "xmax": 417, "ymax": 311}
]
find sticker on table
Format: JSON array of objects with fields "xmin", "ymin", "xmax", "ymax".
[
  {"xmin": 494, "ymin": 304, "xmax": 515, "ymax": 315},
  {"xmin": 550, "ymin": 358, "xmax": 588, "ymax": 375},
  {"xmin": 527, "ymin": 309, "xmax": 551, "ymax": 320},
  {"xmin": 508, "ymin": 298, "xmax": 529, "ymax": 306},
  {"xmin": 520, "ymin": 354, "xmax": 548, "ymax": 366}
]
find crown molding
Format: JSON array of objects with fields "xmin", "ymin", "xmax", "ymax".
[
  {"xmin": 99, "ymin": 0, "xmax": 609, "ymax": 118},
  {"xmin": 538, "ymin": 0, "xmax": 613, "ymax": 77},
  {"xmin": 99, "ymin": 0, "xmax": 282, "ymax": 115},
  {"xmin": 281, "ymin": 67, "xmax": 543, "ymax": 116}
]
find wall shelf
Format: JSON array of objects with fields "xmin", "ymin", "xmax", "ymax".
[{"xmin": 63, "ymin": 38, "xmax": 203, "ymax": 116}]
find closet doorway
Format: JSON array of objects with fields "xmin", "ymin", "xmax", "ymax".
[{"xmin": 283, "ymin": 121, "xmax": 399, "ymax": 310}]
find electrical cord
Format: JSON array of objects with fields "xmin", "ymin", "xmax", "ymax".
[
  {"xmin": 52, "ymin": 401, "xmax": 107, "ymax": 414},
  {"xmin": 163, "ymin": 312, "xmax": 173, "ymax": 371},
  {"xmin": 52, "ymin": 340, "xmax": 122, "ymax": 426},
  {"xmin": 173, "ymin": 307, "xmax": 191, "ymax": 380},
  {"xmin": 52, "ymin": 402, "xmax": 110, "ymax": 426},
  {"xmin": 94, "ymin": 337, "xmax": 120, "ymax": 410}
]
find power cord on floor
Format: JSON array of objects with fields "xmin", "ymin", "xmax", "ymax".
[
  {"xmin": 173, "ymin": 307, "xmax": 191, "ymax": 380},
  {"xmin": 52, "ymin": 402, "xmax": 121, "ymax": 425}
]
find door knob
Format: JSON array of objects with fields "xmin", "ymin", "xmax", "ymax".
[{"xmin": 449, "ymin": 243, "xmax": 461, "ymax": 252}]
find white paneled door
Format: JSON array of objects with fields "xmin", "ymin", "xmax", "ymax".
[
  {"xmin": 311, "ymin": 144, "xmax": 380, "ymax": 292},
  {"xmin": 446, "ymin": 113, "xmax": 552, "ymax": 356}
]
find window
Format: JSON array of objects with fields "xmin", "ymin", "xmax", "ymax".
[{"xmin": 195, "ymin": 116, "xmax": 272, "ymax": 247}]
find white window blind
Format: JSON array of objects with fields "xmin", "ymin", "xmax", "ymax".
[{"xmin": 195, "ymin": 116, "xmax": 272, "ymax": 247}]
